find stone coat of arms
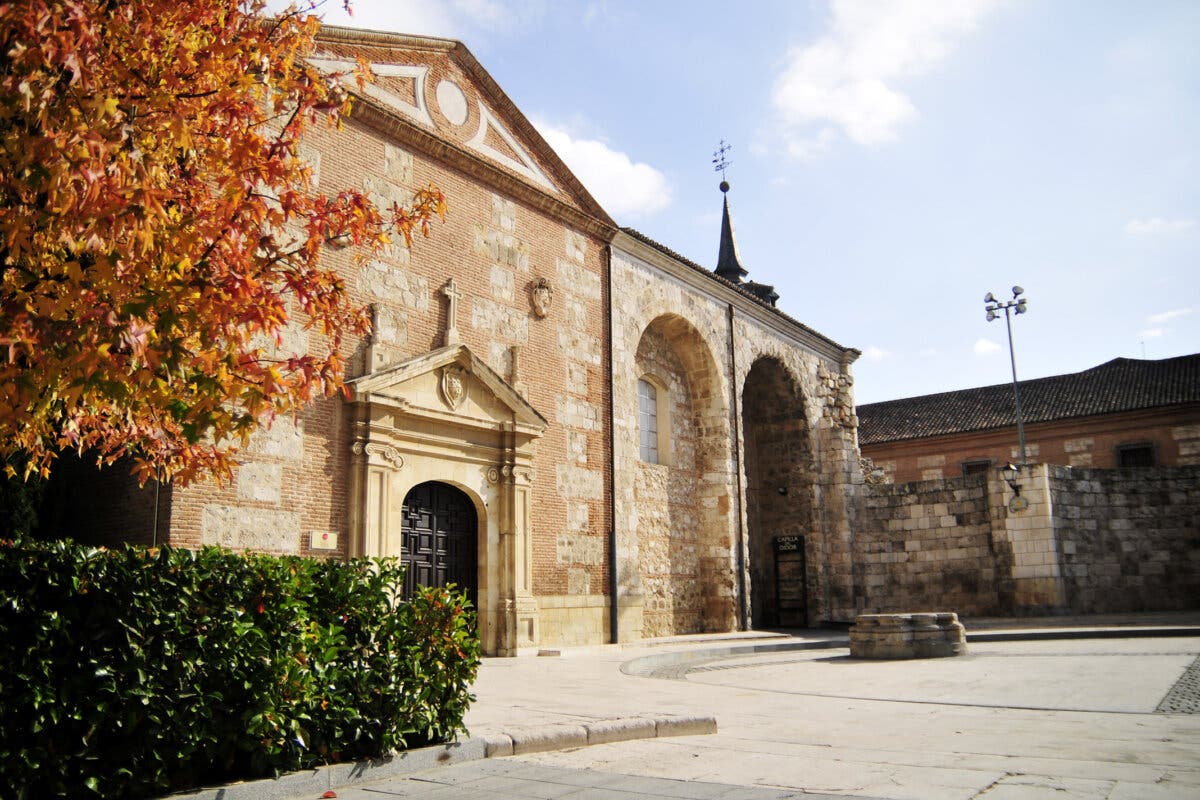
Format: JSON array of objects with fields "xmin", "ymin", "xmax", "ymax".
[{"xmin": 440, "ymin": 364, "xmax": 468, "ymax": 411}]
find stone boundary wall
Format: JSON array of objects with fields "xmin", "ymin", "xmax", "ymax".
[
  {"xmin": 851, "ymin": 474, "xmax": 1001, "ymax": 617},
  {"xmin": 851, "ymin": 465, "xmax": 1200, "ymax": 618},
  {"xmin": 1049, "ymin": 464, "xmax": 1200, "ymax": 613}
]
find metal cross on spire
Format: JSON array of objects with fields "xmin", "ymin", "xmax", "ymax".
[{"xmin": 712, "ymin": 140, "xmax": 732, "ymax": 183}]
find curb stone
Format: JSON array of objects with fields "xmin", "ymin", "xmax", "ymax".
[{"xmin": 159, "ymin": 714, "xmax": 717, "ymax": 800}]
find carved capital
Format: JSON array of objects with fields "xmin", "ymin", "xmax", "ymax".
[{"xmin": 353, "ymin": 441, "xmax": 404, "ymax": 469}]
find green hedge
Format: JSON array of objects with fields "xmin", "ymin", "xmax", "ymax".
[{"xmin": 0, "ymin": 539, "xmax": 481, "ymax": 799}]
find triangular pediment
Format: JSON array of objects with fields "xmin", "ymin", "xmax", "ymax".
[
  {"xmin": 349, "ymin": 344, "xmax": 547, "ymax": 434},
  {"xmin": 311, "ymin": 28, "xmax": 614, "ymax": 231}
]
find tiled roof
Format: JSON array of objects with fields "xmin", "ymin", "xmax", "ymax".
[{"xmin": 856, "ymin": 354, "xmax": 1200, "ymax": 445}]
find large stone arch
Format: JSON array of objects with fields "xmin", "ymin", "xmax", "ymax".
[
  {"xmin": 628, "ymin": 312, "xmax": 737, "ymax": 636},
  {"xmin": 741, "ymin": 355, "xmax": 819, "ymax": 628}
]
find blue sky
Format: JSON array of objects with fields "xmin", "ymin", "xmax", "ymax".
[{"xmin": 294, "ymin": 0, "xmax": 1198, "ymax": 404}]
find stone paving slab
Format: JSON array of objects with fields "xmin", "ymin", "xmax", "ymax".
[
  {"xmin": 464, "ymin": 631, "xmax": 1200, "ymax": 800},
  {"xmin": 172, "ymin": 615, "xmax": 1200, "ymax": 800},
  {"xmin": 162, "ymin": 715, "xmax": 714, "ymax": 800},
  {"xmin": 320, "ymin": 759, "xmax": 876, "ymax": 800}
]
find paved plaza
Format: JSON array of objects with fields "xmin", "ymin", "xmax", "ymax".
[{"xmin": 247, "ymin": 616, "xmax": 1200, "ymax": 800}]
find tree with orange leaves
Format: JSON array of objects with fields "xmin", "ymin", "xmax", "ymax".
[{"xmin": 0, "ymin": 0, "xmax": 444, "ymax": 485}]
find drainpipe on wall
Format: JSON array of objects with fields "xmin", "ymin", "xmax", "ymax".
[
  {"xmin": 605, "ymin": 243, "xmax": 619, "ymax": 644},
  {"xmin": 727, "ymin": 303, "xmax": 749, "ymax": 631}
]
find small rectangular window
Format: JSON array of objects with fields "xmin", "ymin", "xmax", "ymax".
[
  {"xmin": 1116, "ymin": 444, "xmax": 1154, "ymax": 468},
  {"xmin": 962, "ymin": 459, "xmax": 991, "ymax": 476},
  {"xmin": 637, "ymin": 379, "xmax": 659, "ymax": 463}
]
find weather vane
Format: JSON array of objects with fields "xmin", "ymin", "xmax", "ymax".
[{"xmin": 712, "ymin": 140, "xmax": 732, "ymax": 183}]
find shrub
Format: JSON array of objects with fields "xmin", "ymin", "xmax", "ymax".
[{"xmin": 0, "ymin": 539, "xmax": 480, "ymax": 799}]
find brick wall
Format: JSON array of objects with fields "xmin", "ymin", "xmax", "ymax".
[
  {"xmin": 862, "ymin": 407, "xmax": 1200, "ymax": 484},
  {"xmin": 1049, "ymin": 465, "xmax": 1200, "ymax": 613},
  {"xmin": 160, "ymin": 41, "xmax": 613, "ymax": 612}
]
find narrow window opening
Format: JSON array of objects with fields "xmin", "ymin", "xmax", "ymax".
[{"xmin": 638, "ymin": 378, "xmax": 659, "ymax": 463}]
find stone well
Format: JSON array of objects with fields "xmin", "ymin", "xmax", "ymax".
[{"xmin": 849, "ymin": 612, "xmax": 968, "ymax": 659}]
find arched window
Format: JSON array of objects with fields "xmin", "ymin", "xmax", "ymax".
[{"xmin": 637, "ymin": 376, "xmax": 670, "ymax": 465}]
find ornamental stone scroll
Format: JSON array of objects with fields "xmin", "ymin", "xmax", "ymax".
[{"xmin": 352, "ymin": 441, "xmax": 405, "ymax": 470}]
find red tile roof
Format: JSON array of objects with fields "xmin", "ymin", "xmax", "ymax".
[{"xmin": 856, "ymin": 354, "xmax": 1200, "ymax": 445}]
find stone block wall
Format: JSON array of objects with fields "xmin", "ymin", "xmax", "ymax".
[
  {"xmin": 634, "ymin": 325, "xmax": 705, "ymax": 637},
  {"xmin": 851, "ymin": 474, "xmax": 1000, "ymax": 617},
  {"xmin": 1049, "ymin": 465, "xmax": 1200, "ymax": 613},
  {"xmin": 851, "ymin": 464, "xmax": 1200, "ymax": 618}
]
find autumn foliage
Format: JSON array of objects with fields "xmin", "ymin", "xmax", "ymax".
[{"xmin": 0, "ymin": 0, "xmax": 445, "ymax": 484}]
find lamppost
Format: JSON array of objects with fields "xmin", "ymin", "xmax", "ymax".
[{"xmin": 984, "ymin": 286, "xmax": 1029, "ymax": 465}]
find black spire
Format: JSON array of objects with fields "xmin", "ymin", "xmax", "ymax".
[
  {"xmin": 710, "ymin": 141, "xmax": 779, "ymax": 306},
  {"xmin": 714, "ymin": 180, "xmax": 750, "ymax": 284}
]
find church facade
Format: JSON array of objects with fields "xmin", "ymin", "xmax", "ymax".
[{"xmin": 61, "ymin": 28, "xmax": 865, "ymax": 654}]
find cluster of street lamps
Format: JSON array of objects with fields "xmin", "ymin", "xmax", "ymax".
[{"xmin": 985, "ymin": 286, "xmax": 1029, "ymax": 509}]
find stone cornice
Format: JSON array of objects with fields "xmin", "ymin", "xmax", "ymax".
[
  {"xmin": 346, "ymin": 101, "xmax": 614, "ymax": 242},
  {"xmin": 612, "ymin": 230, "xmax": 858, "ymax": 365}
]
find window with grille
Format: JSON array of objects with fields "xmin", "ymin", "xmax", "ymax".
[
  {"xmin": 1116, "ymin": 443, "xmax": 1155, "ymax": 468},
  {"xmin": 962, "ymin": 459, "xmax": 991, "ymax": 477}
]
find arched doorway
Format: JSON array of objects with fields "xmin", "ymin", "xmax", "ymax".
[
  {"xmin": 742, "ymin": 357, "xmax": 814, "ymax": 628},
  {"xmin": 400, "ymin": 481, "xmax": 478, "ymax": 608}
]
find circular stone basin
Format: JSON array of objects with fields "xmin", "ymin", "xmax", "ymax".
[{"xmin": 850, "ymin": 612, "xmax": 968, "ymax": 659}]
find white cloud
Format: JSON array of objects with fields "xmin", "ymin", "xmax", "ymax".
[
  {"xmin": 535, "ymin": 121, "xmax": 671, "ymax": 219},
  {"xmin": 862, "ymin": 345, "xmax": 891, "ymax": 362},
  {"xmin": 974, "ymin": 338, "xmax": 1001, "ymax": 355},
  {"xmin": 1140, "ymin": 328, "xmax": 1164, "ymax": 339},
  {"xmin": 1148, "ymin": 308, "xmax": 1193, "ymax": 324},
  {"xmin": 769, "ymin": 0, "xmax": 1000, "ymax": 156},
  {"xmin": 1124, "ymin": 218, "xmax": 1197, "ymax": 236}
]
